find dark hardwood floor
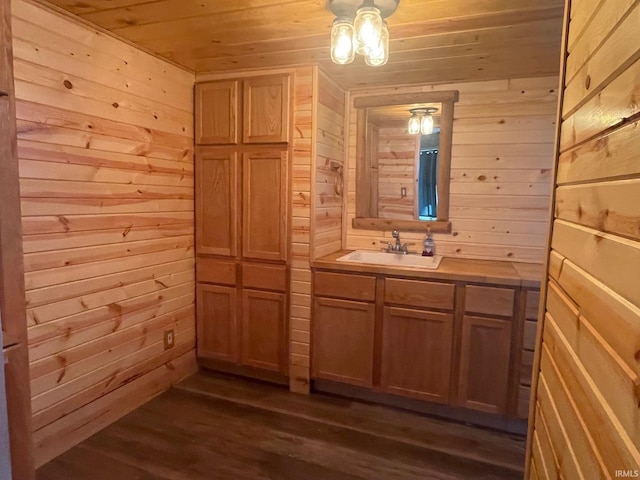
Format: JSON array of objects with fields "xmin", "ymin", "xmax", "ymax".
[{"xmin": 37, "ymin": 371, "xmax": 525, "ymax": 479}]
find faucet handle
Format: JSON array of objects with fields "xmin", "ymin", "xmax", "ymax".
[
  {"xmin": 401, "ymin": 242, "xmax": 416, "ymax": 254},
  {"xmin": 379, "ymin": 240, "xmax": 393, "ymax": 252}
]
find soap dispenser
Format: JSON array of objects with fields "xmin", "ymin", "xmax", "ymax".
[{"xmin": 422, "ymin": 227, "xmax": 435, "ymax": 257}]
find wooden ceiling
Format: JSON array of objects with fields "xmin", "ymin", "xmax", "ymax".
[{"xmin": 41, "ymin": 0, "xmax": 565, "ymax": 88}]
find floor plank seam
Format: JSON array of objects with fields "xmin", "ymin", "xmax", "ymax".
[{"xmin": 173, "ymin": 384, "xmax": 525, "ymax": 474}]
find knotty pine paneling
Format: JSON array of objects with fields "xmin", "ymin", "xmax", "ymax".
[
  {"xmin": 526, "ymin": 0, "xmax": 640, "ymax": 477},
  {"xmin": 346, "ymin": 76, "xmax": 558, "ymax": 263},
  {"xmin": 289, "ymin": 66, "xmax": 314, "ymax": 393},
  {"xmin": 312, "ymin": 70, "xmax": 345, "ymax": 260},
  {"xmin": 376, "ymin": 127, "xmax": 415, "ymax": 220},
  {"xmin": 11, "ymin": 0, "xmax": 196, "ymax": 466}
]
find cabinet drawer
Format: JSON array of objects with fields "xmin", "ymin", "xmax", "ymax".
[
  {"xmin": 197, "ymin": 258, "xmax": 236, "ymax": 285},
  {"xmin": 314, "ymin": 271, "xmax": 376, "ymax": 302},
  {"xmin": 384, "ymin": 278, "xmax": 455, "ymax": 311},
  {"xmin": 242, "ymin": 263, "xmax": 287, "ymax": 292},
  {"xmin": 465, "ymin": 285, "xmax": 515, "ymax": 317}
]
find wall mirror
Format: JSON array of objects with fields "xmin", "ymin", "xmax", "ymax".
[{"xmin": 353, "ymin": 91, "xmax": 458, "ymax": 233}]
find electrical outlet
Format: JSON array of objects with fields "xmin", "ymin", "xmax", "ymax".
[{"xmin": 164, "ymin": 329, "xmax": 175, "ymax": 350}]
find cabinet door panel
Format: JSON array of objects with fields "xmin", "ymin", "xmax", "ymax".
[
  {"xmin": 457, "ymin": 315, "xmax": 512, "ymax": 414},
  {"xmin": 380, "ymin": 307, "xmax": 454, "ymax": 404},
  {"xmin": 197, "ymin": 284, "xmax": 238, "ymax": 362},
  {"xmin": 196, "ymin": 148, "xmax": 238, "ymax": 256},
  {"xmin": 241, "ymin": 289, "xmax": 286, "ymax": 373},
  {"xmin": 312, "ymin": 297, "xmax": 375, "ymax": 387},
  {"xmin": 242, "ymin": 150, "xmax": 288, "ymax": 261},
  {"xmin": 243, "ymin": 75, "xmax": 290, "ymax": 144},
  {"xmin": 195, "ymin": 80, "xmax": 238, "ymax": 145}
]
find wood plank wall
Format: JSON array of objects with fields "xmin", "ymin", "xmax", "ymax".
[
  {"xmin": 527, "ymin": 0, "xmax": 640, "ymax": 477},
  {"xmin": 11, "ymin": 0, "xmax": 197, "ymax": 465},
  {"xmin": 345, "ymin": 76, "xmax": 558, "ymax": 263},
  {"xmin": 312, "ymin": 70, "xmax": 345, "ymax": 259},
  {"xmin": 289, "ymin": 66, "xmax": 315, "ymax": 394},
  {"xmin": 376, "ymin": 126, "xmax": 416, "ymax": 220}
]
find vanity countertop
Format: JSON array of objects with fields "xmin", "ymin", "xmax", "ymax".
[{"xmin": 312, "ymin": 250, "xmax": 543, "ymax": 288}]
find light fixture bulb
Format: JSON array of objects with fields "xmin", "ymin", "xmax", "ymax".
[
  {"xmin": 354, "ymin": 5, "xmax": 382, "ymax": 55},
  {"xmin": 421, "ymin": 114, "xmax": 434, "ymax": 135},
  {"xmin": 365, "ymin": 20, "xmax": 388, "ymax": 66},
  {"xmin": 407, "ymin": 112, "xmax": 421, "ymax": 135},
  {"xmin": 330, "ymin": 18, "xmax": 355, "ymax": 64}
]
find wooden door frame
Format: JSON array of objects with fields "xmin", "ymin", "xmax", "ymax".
[
  {"xmin": 0, "ymin": 0, "xmax": 35, "ymax": 476},
  {"xmin": 523, "ymin": 0, "xmax": 571, "ymax": 477}
]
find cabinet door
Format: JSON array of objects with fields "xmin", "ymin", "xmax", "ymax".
[
  {"xmin": 243, "ymin": 74, "xmax": 290, "ymax": 144},
  {"xmin": 242, "ymin": 150, "xmax": 288, "ymax": 261},
  {"xmin": 241, "ymin": 289, "xmax": 287, "ymax": 373},
  {"xmin": 457, "ymin": 315, "xmax": 512, "ymax": 414},
  {"xmin": 197, "ymin": 284, "xmax": 238, "ymax": 362},
  {"xmin": 196, "ymin": 148, "xmax": 238, "ymax": 256},
  {"xmin": 195, "ymin": 80, "xmax": 238, "ymax": 145},
  {"xmin": 380, "ymin": 307, "xmax": 454, "ymax": 404},
  {"xmin": 312, "ymin": 297, "xmax": 375, "ymax": 387}
]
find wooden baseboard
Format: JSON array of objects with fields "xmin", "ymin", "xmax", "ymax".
[
  {"xmin": 198, "ymin": 357, "xmax": 289, "ymax": 386},
  {"xmin": 33, "ymin": 350, "xmax": 197, "ymax": 468},
  {"xmin": 313, "ymin": 380, "xmax": 528, "ymax": 435}
]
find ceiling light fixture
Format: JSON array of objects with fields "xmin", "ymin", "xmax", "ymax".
[
  {"xmin": 408, "ymin": 107, "xmax": 438, "ymax": 135},
  {"xmin": 328, "ymin": 0, "xmax": 398, "ymax": 66}
]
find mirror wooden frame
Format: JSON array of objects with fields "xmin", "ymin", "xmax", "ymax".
[{"xmin": 353, "ymin": 90, "xmax": 459, "ymax": 233}]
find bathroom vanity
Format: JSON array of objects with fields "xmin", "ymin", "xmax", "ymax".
[{"xmin": 311, "ymin": 251, "xmax": 540, "ymax": 431}]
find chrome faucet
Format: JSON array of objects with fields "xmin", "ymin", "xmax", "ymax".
[{"xmin": 380, "ymin": 229, "xmax": 415, "ymax": 255}]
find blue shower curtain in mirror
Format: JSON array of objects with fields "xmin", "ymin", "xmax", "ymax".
[{"xmin": 418, "ymin": 149, "xmax": 438, "ymax": 219}]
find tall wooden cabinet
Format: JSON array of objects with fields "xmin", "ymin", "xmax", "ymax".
[
  {"xmin": 0, "ymin": 0, "xmax": 35, "ymax": 476},
  {"xmin": 194, "ymin": 74, "xmax": 291, "ymax": 380}
]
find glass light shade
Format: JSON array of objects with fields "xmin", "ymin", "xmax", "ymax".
[
  {"xmin": 407, "ymin": 113, "xmax": 421, "ymax": 135},
  {"xmin": 331, "ymin": 19, "xmax": 355, "ymax": 64},
  {"xmin": 420, "ymin": 114, "xmax": 434, "ymax": 135},
  {"xmin": 354, "ymin": 6, "xmax": 382, "ymax": 55},
  {"xmin": 365, "ymin": 21, "xmax": 388, "ymax": 66}
]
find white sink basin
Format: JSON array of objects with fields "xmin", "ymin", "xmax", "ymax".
[{"xmin": 337, "ymin": 250, "xmax": 443, "ymax": 270}]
